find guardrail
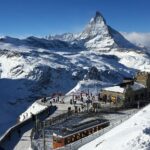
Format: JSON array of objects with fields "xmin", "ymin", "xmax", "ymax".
[
  {"xmin": 39, "ymin": 110, "xmax": 76, "ymax": 129},
  {"xmin": 0, "ymin": 103, "xmax": 57, "ymax": 149}
]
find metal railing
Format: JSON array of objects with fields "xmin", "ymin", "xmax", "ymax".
[
  {"xmin": 31, "ymin": 111, "xmax": 91, "ymax": 150},
  {"xmin": 31, "ymin": 108, "xmax": 138, "ymax": 150},
  {"xmin": 59, "ymin": 110, "xmax": 138, "ymax": 150}
]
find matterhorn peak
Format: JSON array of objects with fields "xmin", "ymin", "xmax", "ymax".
[
  {"xmin": 79, "ymin": 11, "xmax": 108, "ymax": 41},
  {"xmin": 93, "ymin": 11, "xmax": 106, "ymax": 24},
  {"xmin": 95, "ymin": 11, "xmax": 101, "ymax": 17},
  {"xmin": 46, "ymin": 11, "xmax": 139, "ymax": 51},
  {"xmin": 78, "ymin": 11, "xmax": 138, "ymax": 51},
  {"xmin": 89, "ymin": 11, "xmax": 106, "ymax": 25}
]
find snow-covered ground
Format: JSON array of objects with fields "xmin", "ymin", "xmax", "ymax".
[
  {"xmin": 79, "ymin": 104, "xmax": 150, "ymax": 150},
  {"xmin": 19, "ymin": 101, "xmax": 48, "ymax": 122},
  {"xmin": 0, "ymin": 11, "xmax": 150, "ymax": 138},
  {"xmin": 13, "ymin": 129, "xmax": 32, "ymax": 150}
]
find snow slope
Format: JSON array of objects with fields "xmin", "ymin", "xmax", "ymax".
[
  {"xmin": 0, "ymin": 11, "xmax": 150, "ymax": 136},
  {"xmin": 79, "ymin": 104, "xmax": 150, "ymax": 150}
]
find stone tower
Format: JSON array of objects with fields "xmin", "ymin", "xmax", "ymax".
[{"xmin": 135, "ymin": 71, "xmax": 150, "ymax": 89}]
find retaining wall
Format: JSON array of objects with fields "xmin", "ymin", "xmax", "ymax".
[{"xmin": 0, "ymin": 104, "xmax": 57, "ymax": 149}]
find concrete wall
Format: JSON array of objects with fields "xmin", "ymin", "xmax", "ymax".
[{"xmin": 0, "ymin": 105, "xmax": 57, "ymax": 149}]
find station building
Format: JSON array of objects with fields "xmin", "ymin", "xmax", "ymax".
[{"xmin": 100, "ymin": 71, "xmax": 150, "ymax": 107}]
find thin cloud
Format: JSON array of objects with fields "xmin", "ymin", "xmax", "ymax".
[{"xmin": 121, "ymin": 32, "xmax": 150, "ymax": 48}]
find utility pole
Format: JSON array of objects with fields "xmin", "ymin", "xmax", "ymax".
[
  {"xmin": 137, "ymin": 101, "xmax": 140, "ymax": 109},
  {"xmin": 43, "ymin": 121, "xmax": 46, "ymax": 150}
]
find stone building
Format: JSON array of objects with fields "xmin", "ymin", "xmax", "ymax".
[
  {"xmin": 136, "ymin": 71, "xmax": 150, "ymax": 97},
  {"xmin": 100, "ymin": 71, "xmax": 150, "ymax": 107}
]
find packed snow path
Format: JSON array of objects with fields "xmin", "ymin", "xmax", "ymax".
[{"xmin": 13, "ymin": 129, "xmax": 32, "ymax": 150}]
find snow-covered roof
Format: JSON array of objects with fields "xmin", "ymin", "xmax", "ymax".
[
  {"xmin": 102, "ymin": 82, "xmax": 145, "ymax": 93},
  {"xmin": 102, "ymin": 86, "xmax": 125, "ymax": 93},
  {"xmin": 130, "ymin": 82, "xmax": 145, "ymax": 91}
]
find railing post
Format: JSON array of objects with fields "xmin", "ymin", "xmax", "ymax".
[{"xmin": 43, "ymin": 121, "xmax": 46, "ymax": 150}]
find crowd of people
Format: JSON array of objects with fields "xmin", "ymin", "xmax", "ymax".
[
  {"xmin": 69, "ymin": 92, "xmax": 98, "ymax": 105},
  {"xmin": 39, "ymin": 92, "xmax": 102, "ymax": 113}
]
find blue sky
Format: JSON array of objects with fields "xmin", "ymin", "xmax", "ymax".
[{"xmin": 0, "ymin": 0, "xmax": 149, "ymax": 37}]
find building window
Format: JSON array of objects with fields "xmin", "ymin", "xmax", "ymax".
[
  {"xmin": 111, "ymin": 96, "xmax": 116, "ymax": 104},
  {"xmin": 117, "ymin": 96, "xmax": 121, "ymax": 102}
]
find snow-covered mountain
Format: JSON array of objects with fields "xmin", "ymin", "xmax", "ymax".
[
  {"xmin": 0, "ymin": 11, "xmax": 150, "ymax": 136},
  {"xmin": 47, "ymin": 11, "xmax": 138, "ymax": 51}
]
